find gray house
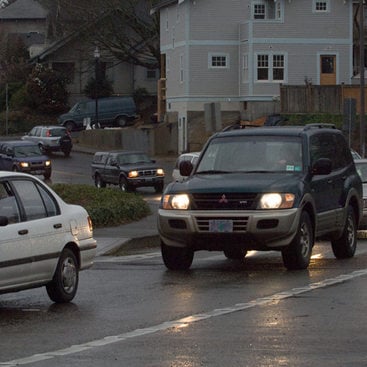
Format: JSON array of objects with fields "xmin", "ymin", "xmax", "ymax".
[
  {"xmin": 152, "ymin": 0, "xmax": 356, "ymax": 153},
  {"xmin": 0, "ymin": 0, "xmax": 159, "ymax": 106}
]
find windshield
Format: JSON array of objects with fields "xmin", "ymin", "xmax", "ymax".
[
  {"xmin": 196, "ymin": 135, "xmax": 303, "ymax": 173},
  {"xmin": 13, "ymin": 145, "xmax": 42, "ymax": 157},
  {"xmin": 118, "ymin": 153, "xmax": 151, "ymax": 165}
]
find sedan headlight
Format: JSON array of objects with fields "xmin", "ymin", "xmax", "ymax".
[
  {"xmin": 259, "ymin": 193, "xmax": 295, "ymax": 209},
  {"xmin": 19, "ymin": 162, "xmax": 29, "ymax": 168},
  {"xmin": 162, "ymin": 194, "xmax": 190, "ymax": 210}
]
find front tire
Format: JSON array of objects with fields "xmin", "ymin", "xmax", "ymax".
[
  {"xmin": 46, "ymin": 248, "xmax": 79, "ymax": 303},
  {"xmin": 282, "ymin": 211, "xmax": 313, "ymax": 270},
  {"xmin": 44, "ymin": 169, "xmax": 52, "ymax": 179},
  {"xmin": 161, "ymin": 241, "xmax": 194, "ymax": 270},
  {"xmin": 116, "ymin": 116, "xmax": 127, "ymax": 127},
  {"xmin": 119, "ymin": 176, "xmax": 129, "ymax": 192},
  {"xmin": 331, "ymin": 205, "xmax": 357, "ymax": 259},
  {"xmin": 94, "ymin": 174, "xmax": 106, "ymax": 188},
  {"xmin": 154, "ymin": 182, "xmax": 164, "ymax": 193}
]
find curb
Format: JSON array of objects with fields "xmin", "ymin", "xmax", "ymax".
[{"xmin": 100, "ymin": 235, "xmax": 160, "ymax": 256}]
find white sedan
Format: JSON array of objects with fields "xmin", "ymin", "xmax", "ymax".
[{"xmin": 0, "ymin": 172, "xmax": 96, "ymax": 303}]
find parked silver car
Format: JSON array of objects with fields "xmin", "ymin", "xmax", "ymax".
[
  {"xmin": 22, "ymin": 125, "xmax": 73, "ymax": 157},
  {"xmin": 0, "ymin": 172, "xmax": 96, "ymax": 303}
]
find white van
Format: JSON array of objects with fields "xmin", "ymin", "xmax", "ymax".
[{"xmin": 58, "ymin": 96, "xmax": 139, "ymax": 131}]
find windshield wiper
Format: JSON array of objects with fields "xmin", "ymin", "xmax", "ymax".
[{"xmin": 196, "ymin": 170, "xmax": 231, "ymax": 174}]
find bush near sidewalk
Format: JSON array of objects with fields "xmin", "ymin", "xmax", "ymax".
[{"xmin": 52, "ymin": 184, "xmax": 150, "ymax": 228}]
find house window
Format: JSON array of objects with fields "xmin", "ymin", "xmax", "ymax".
[
  {"xmin": 252, "ymin": 0, "xmax": 281, "ymax": 20},
  {"xmin": 146, "ymin": 69, "xmax": 158, "ymax": 80},
  {"xmin": 313, "ymin": 0, "xmax": 330, "ymax": 13},
  {"xmin": 256, "ymin": 53, "xmax": 285, "ymax": 82},
  {"xmin": 209, "ymin": 53, "xmax": 229, "ymax": 68},
  {"xmin": 254, "ymin": 2, "xmax": 265, "ymax": 19}
]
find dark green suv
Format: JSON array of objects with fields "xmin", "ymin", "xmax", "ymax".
[{"xmin": 158, "ymin": 124, "xmax": 363, "ymax": 270}]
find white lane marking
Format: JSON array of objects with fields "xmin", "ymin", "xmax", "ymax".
[{"xmin": 2, "ymin": 268, "xmax": 367, "ymax": 366}]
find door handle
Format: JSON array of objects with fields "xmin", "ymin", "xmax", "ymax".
[
  {"xmin": 327, "ymin": 180, "xmax": 333, "ymax": 184},
  {"xmin": 18, "ymin": 229, "xmax": 28, "ymax": 235},
  {"xmin": 53, "ymin": 223, "xmax": 62, "ymax": 229}
]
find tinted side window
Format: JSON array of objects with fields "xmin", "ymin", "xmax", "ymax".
[
  {"xmin": 310, "ymin": 133, "xmax": 335, "ymax": 168},
  {"xmin": 12, "ymin": 180, "xmax": 49, "ymax": 221},
  {"xmin": 0, "ymin": 182, "xmax": 20, "ymax": 223}
]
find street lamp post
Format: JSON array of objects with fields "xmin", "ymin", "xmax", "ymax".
[{"xmin": 94, "ymin": 46, "xmax": 100, "ymax": 128}]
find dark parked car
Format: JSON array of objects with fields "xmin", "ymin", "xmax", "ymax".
[
  {"xmin": 22, "ymin": 125, "xmax": 73, "ymax": 157},
  {"xmin": 91, "ymin": 150, "xmax": 165, "ymax": 192},
  {"xmin": 0, "ymin": 140, "xmax": 52, "ymax": 179},
  {"xmin": 158, "ymin": 124, "xmax": 363, "ymax": 270},
  {"xmin": 58, "ymin": 96, "xmax": 139, "ymax": 131}
]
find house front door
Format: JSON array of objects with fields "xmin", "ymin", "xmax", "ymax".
[{"xmin": 320, "ymin": 55, "xmax": 336, "ymax": 85}]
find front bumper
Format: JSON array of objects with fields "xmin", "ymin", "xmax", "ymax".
[
  {"xmin": 158, "ymin": 208, "xmax": 301, "ymax": 251},
  {"xmin": 128, "ymin": 177, "xmax": 164, "ymax": 188}
]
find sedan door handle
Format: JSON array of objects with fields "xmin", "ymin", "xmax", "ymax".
[
  {"xmin": 327, "ymin": 180, "xmax": 333, "ymax": 184},
  {"xmin": 53, "ymin": 223, "xmax": 62, "ymax": 229},
  {"xmin": 18, "ymin": 229, "xmax": 28, "ymax": 235}
]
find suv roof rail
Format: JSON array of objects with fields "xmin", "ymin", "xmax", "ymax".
[
  {"xmin": 222, "ymin": 122, "xmax": 260, "ymax": 131},
  {"xmin": 303, "ymin": 123, "xmax": 336, "ymax": 130}
]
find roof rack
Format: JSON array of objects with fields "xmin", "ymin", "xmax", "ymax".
[
  {"xmin": 222, "ymin": 122, "xmax": 261, "ymax": 131},
  {"xmin": 303, "ymin": 123, "xmax": 336, "ymax": 130}
]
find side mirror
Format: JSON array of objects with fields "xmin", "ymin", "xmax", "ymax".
[
  {"xmin": 0, "ymin": 216, "xmax": 8, "ymax": 226},
  {"xmin": 312, "ymin": 158, "xmax": 332, "ymax": 175},
  {"xmin": 180, "ymin": 160, "xmax": 193, "ymax": 177},
  {"xmin": 110, "ymin": 159, "xmax": 118, "ymax": 166}
]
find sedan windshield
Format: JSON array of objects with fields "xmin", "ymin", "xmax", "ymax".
[
  {"xmin": 196, "ymin": 135, "xmax": 303, "ymax": 173},
  {"xmin": 13, "ymin": 145, "xmax": 42, "ymax": 157}
]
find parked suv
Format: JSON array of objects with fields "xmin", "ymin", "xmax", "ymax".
[
  {"xmin": 0, "ymin": 140, "xmax": 52, "ymax": 179},
  {"xmin": 22, "ymin": 125, "xmax": 73, "ymax": 157},
  {"xmin": 158, "ymin": 124, "xmax": 363, "ymax": 270}
]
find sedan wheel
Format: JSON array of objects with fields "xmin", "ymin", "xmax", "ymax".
[{"xmin": 46, "ymin": 248, "xmax": 79, "ymax": 303}]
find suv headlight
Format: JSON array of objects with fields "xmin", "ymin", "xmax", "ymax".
[
  {"xmin": 162, "ymin": 194, "xmax": 190, "ymax": 210},
  {"xmin": 259, "ymin": 193, "xmax": 295, "ymax": 209},
  {"xmin": 19, "ymin": 162, "xmax": 29, "ymax": 168}
]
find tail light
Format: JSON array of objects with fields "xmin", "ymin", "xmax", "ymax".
[{"xmin": 87, "ymin": 216, "xmax": 93, "ymax": 232}]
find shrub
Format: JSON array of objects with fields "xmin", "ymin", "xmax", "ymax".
[{"xmin": 51, "ymin": 184, "xmax": 151, "ymax": 227}]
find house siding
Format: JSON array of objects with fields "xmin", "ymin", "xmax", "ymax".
[{"xmin": 158, "ymin": 0, "xmax": 354, "ymax": 153}]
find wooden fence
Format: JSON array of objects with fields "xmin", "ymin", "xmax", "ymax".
[{"xmin": 280, "ymin": 84, "xmax": 367, "ymax": 114}]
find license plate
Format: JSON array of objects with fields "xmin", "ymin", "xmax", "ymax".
[{"xmin": 209, "ymin": 220, "xmax": 233, "ymax": 232}]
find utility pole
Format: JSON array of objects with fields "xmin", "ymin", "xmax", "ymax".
[{"xmin": 360, "ymin": 0, "xmax": 365, "ymax": 157}]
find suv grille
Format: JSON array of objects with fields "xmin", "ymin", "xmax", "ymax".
[
  {"xmin": 195, "ymin": 216, "xmax": 249, "ymax": 232},
  {"xmin": 137, "ymin": 169, "xmax": 157, "ymax": 177},
  {"xmin": 191, "ymin": 193, "xmax": 258, "ymax": 210}
]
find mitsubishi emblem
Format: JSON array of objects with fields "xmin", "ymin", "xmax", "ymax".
[{"xmin": 219, "ymin": 194, "xmax": 228, "ymax": 204}]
